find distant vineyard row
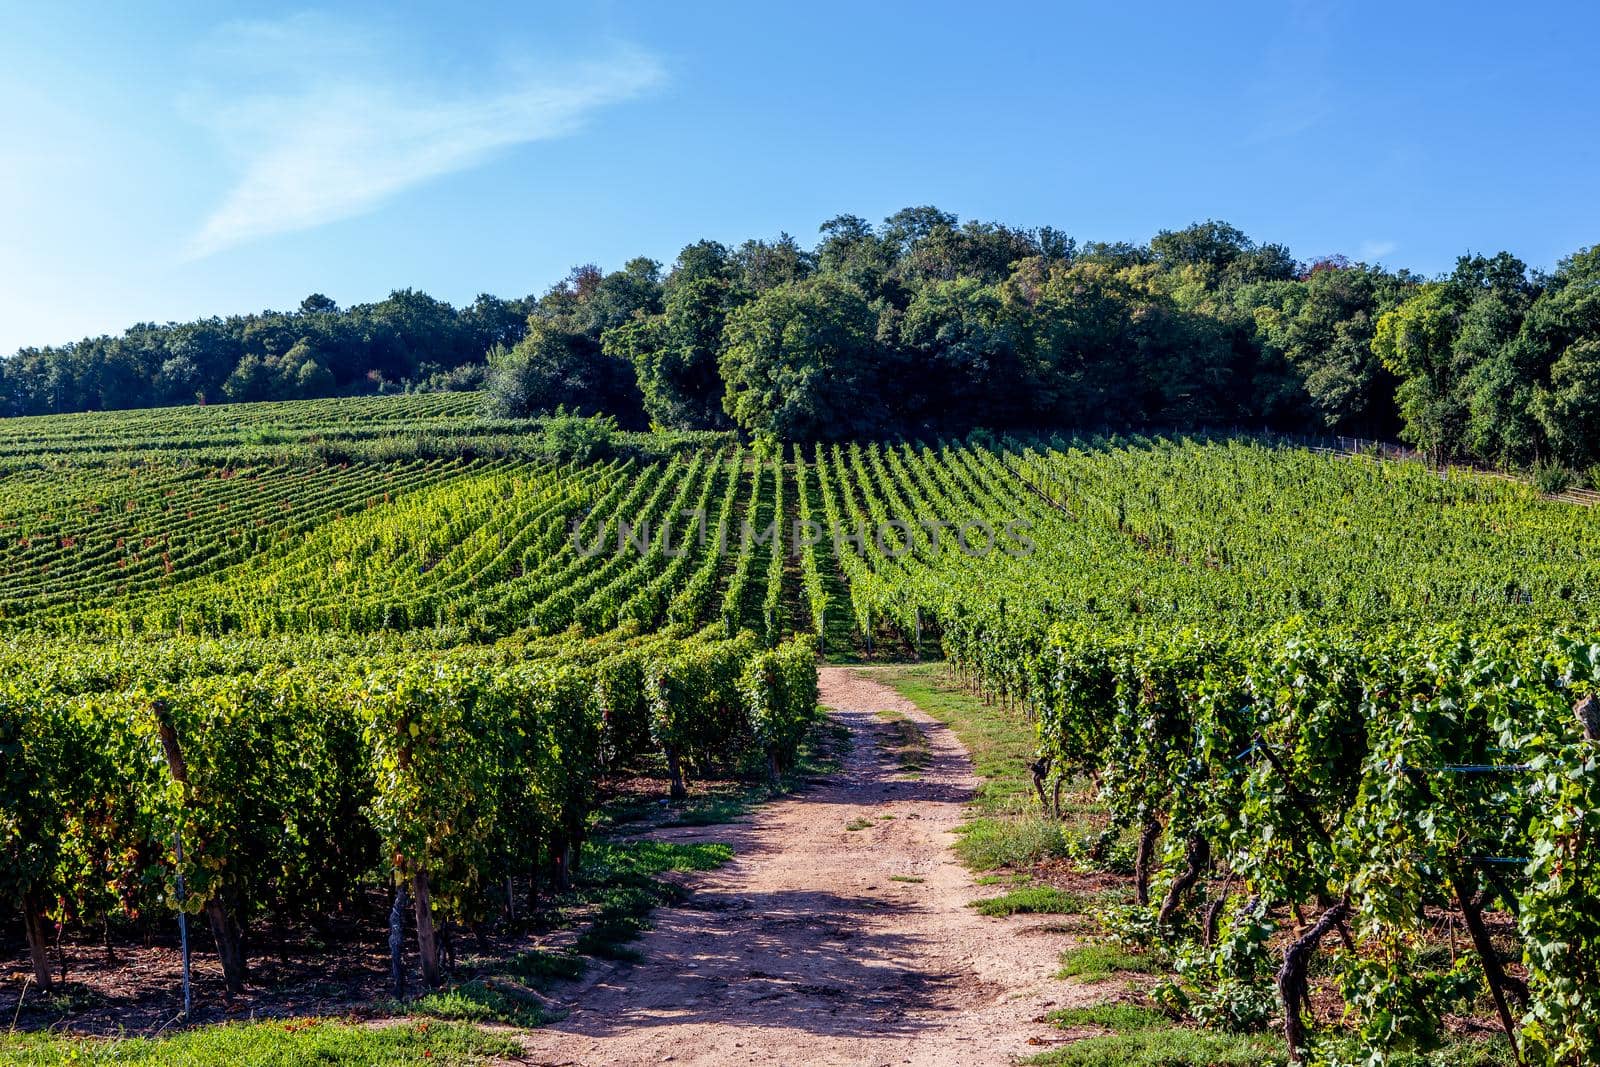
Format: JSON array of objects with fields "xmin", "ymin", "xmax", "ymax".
[
  {"xmin": 0, "ymin": 391, "xmax": 728, "ymax": 471},
  {"xmin": 7, "ymin": 427, "xmax": 1600, "ymax": 639}
]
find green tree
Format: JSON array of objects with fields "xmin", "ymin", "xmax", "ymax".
[
  {"xmin": 734, "ymin": 234, "xmax": 813, "ymax": 291},
  {"xmin": 603, "ymin": 275, "xmax": 738, "ymax": 430},
  {"xmin": 221, "ymin": 353, "xmax": 272, "ymax": 402},
  {"xmin": 1532, "ymin": 339, "xmax": 1600, "ymax": 470},
  {"xmin": 997, "ymin": 259, "xmax": 1147, "ymax": 426},
  {"xmin": 1372, "ymin": 284, "xmax": 1466, "ymax": 461},
  {"xmin": 579, "ymin": 258, "xmax": 664, "ymax": 337},
  {"xmin": 1151, "ymin": 220, "xmax": 1253, "ymax": 272},
  {"xmin": 1246, "ymin": 263, "xmax": 1407, "ymax": 434},
  {"xmin": 1449, "ymin": 253, "xmax": 1540, "ymax": 465},
  {"xmin": 294, "ymin": 356, "xmax": 336, "ymax": 398},
  {"xmin": 719, "ymin": 278, "xmax": 884, "ymax": 440},
  {"xmin": 485, "ymin": 320, "xmax": 642, "ymax": 422},
  {"xmin": 814, "ymin": 215, "xmax": 894, "ymax": 296},
  {"xmin": 897, "ymin": 276, "xmax": 1032, "ymax": 428},
  {"xmin": 1525, "ymin": 246, "xmax": 1600, "ymax": 467},
  {"xmin": 667, "ymin": 241, "xmax": 736, "ymax": 289}
]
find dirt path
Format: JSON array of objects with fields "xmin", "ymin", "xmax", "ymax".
[{"xmin": 517, "ymin": 666, "xmax": 1079, "ymax": 1066}]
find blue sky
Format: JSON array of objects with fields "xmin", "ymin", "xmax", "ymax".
[{"xmin": 2, "ymin": 1, "xmax": 1596, "ymax": 355}]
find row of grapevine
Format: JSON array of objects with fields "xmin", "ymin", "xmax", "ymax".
[
  {"xmin": 760, "ymin": 449, "xmax": 787, "ymax": 646},
  {"xmin": 791, "ymin": 446, "xmax": 829, "ymax": 647},
  {"xmin": 0, "ymin": 458, "xmax": 490, "ymax": 623},
  {"xmin": 47, "ymin": 435, "xmax": 1597, "ymax": 654},
  {"xmin": 0, "ymin": 392, "xmax": 731, "ymax": 472},
  {"xmin": 982, "ymin": 622, "xmax": 1599, "ymax": 1065},
  {"xmin": 720, "ymin": 453, "xmax": 773, "ymax": 636},
  {"xmin": 668, "ymin": 446, "xmax": 746, "ymax": 627},
  {"xmin": 3, "ymin": 629, "xmax": 819, "ymax": 995}
]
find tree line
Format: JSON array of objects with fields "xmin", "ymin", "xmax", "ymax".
[
  {"xmin": 0, "ymin": 290, "xmax": 529, "ymax": 414},
  {"xmin": 5, "ymin": 208, "xmax": 1597, "ymax": 478}
]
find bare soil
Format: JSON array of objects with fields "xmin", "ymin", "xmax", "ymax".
[
  {"xmin": 516, "ymin": 666, "xmax": 1089, "ymax": 1067},
  {"xmin": 2, "ymin": 906, "xmax": 409, "ymax": 1034}
]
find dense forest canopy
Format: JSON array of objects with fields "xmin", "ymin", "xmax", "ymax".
[{"xmin": 5, "ymin": 209, "xmax": 1598, "ymax": 475}]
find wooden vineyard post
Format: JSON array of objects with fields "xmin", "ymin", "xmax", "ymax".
[
  {"xmin": 550, "ymin": 836, "xmax": 575, "ymax": 892},
  {"xmin": 526, "ymin": 832, "xmax": 542, "ymax": 914},
  {"xmin": 667, "ymin": 748, "xmax": 687, "ymax": 800}
]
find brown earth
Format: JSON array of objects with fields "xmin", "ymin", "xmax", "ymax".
[{"xmin": 515, "ymin": 666, "xmax": 1090, "ymax": 1067}]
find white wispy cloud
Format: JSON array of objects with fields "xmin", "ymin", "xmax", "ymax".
[
  {"xmin": 184, "ymin": 14, "xmax": 662, "ymax": 258},
  {"xmin": 1358, "ymin": 239, "xmax": 1398, "ymax": 263}
]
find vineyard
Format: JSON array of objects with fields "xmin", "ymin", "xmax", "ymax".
[{"xmin": 4, "ymin": 395, "xmax": 1599, "ymax": 1064}]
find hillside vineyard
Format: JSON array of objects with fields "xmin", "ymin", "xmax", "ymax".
[{"xmin": 4, "ymin": 394, "xmax": 1598, "ymax": 1064}]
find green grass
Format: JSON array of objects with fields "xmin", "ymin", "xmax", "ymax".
[
  {"xmin": 862, "ymin": 664, "xmax": 1080, "ymax": 873},
  {"xmin": 860, "ymin": 664, "xmax": 1035, "ymax": 813},
  {"xmin": 1089, "ymin": 883, "xmax": 1136, "ymax": 906},
  {"xmin": 976, "ymin": 871, "xmax": 1032, "ymax": 886},
  {"xmin": 889, "ymin": 874, "xmax": 924, "ymax": 883},
  {"xmin": 408, "ymin": 978, "xmax": 551, "ymax": 1026},
  {"xmin": 1025, "ymin": 1027, "xmax": 1286, "ymax": 1066},
  {"xmin": 661, "ymin": 792, "xmax": 756, "ymax": 827},
  {"xmin": 1057, "ymin": 943, "xmax": 1159, "ymax": 982},
  {"xmin": 1047, "ymin": 1003, "xmax": 1172, "ymax": 1032},
  {"xmin": 1032, "ymin": 1007, "xmax": 1513, "ymax": 1067},
  {"xmin": 1433, "ymin": 1038, "xmax": 1517, "ymax": 1067},
  {"xmin": 954, "ymin": 814, "xmax": 1070, "ymax": 870},
  {"xmin": 845, "ymin": 817, "xmax": 875, "ymax": 831},
  {"xmin": 1403, "ymin": 1042, "xmax": 1516, "ymax": 1067},
  {"xmin": 594, "ymin": 839, "xmax": 735, "ymax": 875},
  {"xmin": 0, "ymin": 1019, "xmax": 516, "ymax": 1066},
  {"xmin": 1029, "ymin": 1005, "xmax": 1512, "ymax": 1066},
  {"xmin": 971, "ymin": 885, "xmax": 1083, "ymax": 916},
  {"xmin": 492, "ymin": 947, "xmax": 587, "ymax": 986}
]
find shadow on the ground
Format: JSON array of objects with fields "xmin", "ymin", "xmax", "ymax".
[
  {"xmin": 544, "ymin": 887, "xmax": 960, "ymax": 1042},
  {"xmin": 531, "ymin": 703, "xmax": 981, "ymax": 1043}
]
